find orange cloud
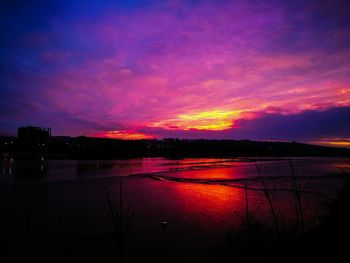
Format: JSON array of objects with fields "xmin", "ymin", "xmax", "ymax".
[
  {"xmin": 104, "ymin": 130, "xmax": 154, "ymax": 140},
  {"xmin": 150, "ymin": 110, "xmax": 241, "ymax": 131}
]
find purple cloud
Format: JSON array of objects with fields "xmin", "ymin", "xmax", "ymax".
[{"xmin": 0, "ymin": 0, "xmax": 350, "ymax": 141}]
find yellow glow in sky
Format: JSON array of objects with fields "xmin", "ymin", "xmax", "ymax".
[{"xmin": 150, "ymin": 110, "xmax": 241, "ymax": 131}]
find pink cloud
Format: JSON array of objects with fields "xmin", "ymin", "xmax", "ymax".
[{"xmin": 4, "ymin": 0, "xmax": 350, "ymax": 139}]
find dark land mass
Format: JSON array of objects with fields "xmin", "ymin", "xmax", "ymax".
[{"xmin": 1, "ymin": 135, "xmax": 350, "ymax": 159}]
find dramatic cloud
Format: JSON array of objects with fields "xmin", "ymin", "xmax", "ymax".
[
  {"xmin": 0, "ymin": 0, "xmax": 349, "ymax": 143},
  {"xmin": 142, "ymin": 106, "xmax": 350, "ymax": 145},
  {"xmin": 231, "ymin": 106, "xmax": 350, "ymax": 141}
]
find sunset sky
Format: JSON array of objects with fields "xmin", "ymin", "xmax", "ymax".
[{"xmin": 1, "ymin": 0, "xmax": 349, "ymax": 146}]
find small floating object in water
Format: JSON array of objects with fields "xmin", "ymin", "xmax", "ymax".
[{"xmin": 161, "ymin": 221, "xmax": 168, "ymax": 230}]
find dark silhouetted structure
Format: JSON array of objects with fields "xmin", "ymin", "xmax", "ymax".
[{"xmin": 17, "ymin": 126, "xmax": 51, "ymax": 145}]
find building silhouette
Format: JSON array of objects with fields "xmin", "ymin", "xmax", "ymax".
[{"xmin": 17, "ymin": 126, "xmax": 51, "ymax": 145}]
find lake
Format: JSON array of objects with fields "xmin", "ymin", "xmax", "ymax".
[{"xmin": 1, "ymin": 157, "xmax": 349, "ymax": 262}]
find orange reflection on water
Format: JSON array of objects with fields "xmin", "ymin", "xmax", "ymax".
[
  {"xmin": 171, "ymin": 180, "xmax": 244, "ymax": 228},
  {"xmin": 171, "ymin": 165, "xmax": 246, "ymax": 181},
  {"xmin": 173, "ymin": 166, "xmax": 244, "ymax": 180},
  {"xmin": 172, "ymin": 168, "xmax": 244, "ymax": 228}
]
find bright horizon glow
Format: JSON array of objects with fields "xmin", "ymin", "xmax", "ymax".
[
  {"xmin": 310, "ymin": 138, "xmax": 350, "ymax": 148},
  {"xmin": 103, "ymin": 130, "xmax": 154, "ymax": 140}
]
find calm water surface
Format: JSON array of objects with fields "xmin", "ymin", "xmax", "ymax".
[{"xmin": 1, "ymin": 157, "xmax": 349, "ymax": 261}]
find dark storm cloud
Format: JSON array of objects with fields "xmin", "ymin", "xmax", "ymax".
[
  {"xmin": 144, "ymin": 106, "xmax": 350, "ymax": 142},
  {"xmin": 231, "ymin": 106, "xmax": 350, "ymax": 141}
]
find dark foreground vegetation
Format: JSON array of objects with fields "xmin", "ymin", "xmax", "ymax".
[
  {"xmin": 1, "ymin": 135, "xmax": 350, "ymax": 159},
  {"xmin": 213, "ymin": 176, "xmax": 350, "ymax": 262}
]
